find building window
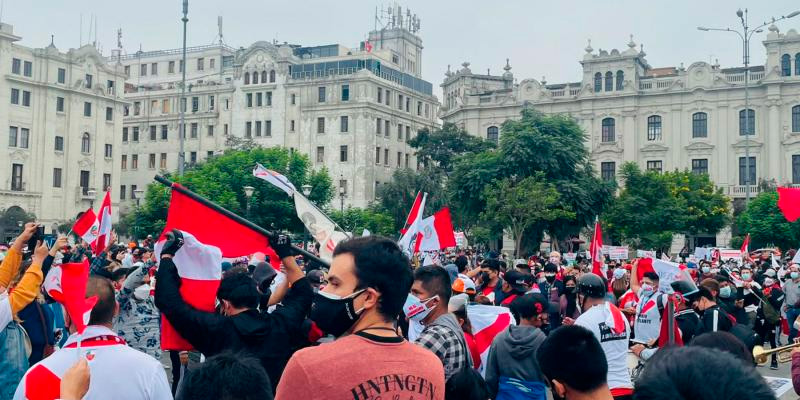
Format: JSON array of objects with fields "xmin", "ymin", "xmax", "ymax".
[
  {"xmin": 406, "ymin": 126, "xmax": 411, "ymax": 141},
  {"xmin": 151, "ymin": 62, "xmax": 158, "ymax": 75},
  {"xmin": 55, "ymin": 136, "xmax": 63, "ymax": 151},
  {"xmin": 245, "ymin": 122, "xmax": 252, "ymax": 138},
  {"xmin": 103, "ymin": 174, "xmax": 111, "ymax": 191},
  {"xmin": 209, "ymin": 95, "xmax": 215, "ymax": 111},
  {"xmin": 56, "ymin": 97, "xmax": 65, "ymax": 112},
  {"xmin": 398, "ymin": 94, "xmax": 404, "ymax": 110},
  {"xmin": 792, "ymin": 105, "xmax": 800, "ymax": 133},
  {"xmin": 405, "ymin": 153, "xmax": 410, "ymax": 168},
  {"xmin": 739, "ymin": 109, "xmax": 755, "ymax": 136},
  {"xmin": 266, "ymin": 92, "xmax": 272, "ymax": 106},
  {"xmin": 162, "ymin": 99, "xmax": 170, "ymax": 113},
  {"xmin": 782, "ymin": 54, "xmax": 792, "ymax": 77},
  {"xmin": 140, "ymin": 64, "xmax": 147, "ymax": 76},
  {"xmin": 131, "ymin": 184, "xmax": 138, "ymax": 198},
  {"xmin": 384, "ymin": 149, "xmax": 389, "ymax": 166},
  {"xmin": 605, "ymin": 71, "xmax": 613, "ymax": 92},
  {"xmin": 149, "ymin": 153, "xmax": 156, "ymax": 169},
  {"xmin": 252, "ymin": 71, "xmax": 259, "ymax": 84},
  {"xmin": 120, "ymin": 185, "xmax": 126, "ymax": 200},
  {"xmin": 738, "ymin": 156, "xmax": 756, "ymax": 186},
  {"xmin": 104, "ymin": 144, "xmax": 112, "ymax": 158},
  {"xmin": 11, "ymin": 58, "xmax": 20, "ymax": 74},
  {"xmin": 601, "ymin": 162, "xmax": 615, "ymax": 181},
  {"xmin": 487, "ymin": 126, "xmax": 499, "ymax": 142},
  {"xmin": 207, "ymin": 151, "xmax": 214, "ymax": 159},
  {"xmin": 132, "ymin": 154, "xmax": 138, "ymax": 169},
  {"xmin": 160, "ymin": 153, "xmax": 167, "ymax": 169},
  {"xmin": 192, "ymin": 96, "xmax": 199, "ymax": 112},
  {"xmin": 317, "ymin": 117, "xmax": 325, "ymax": 134},
  {"xmin": 318, "ymin": 87, "xmax": 326, "ymax": 102},
  {"xmin": 161, "ymin": 125, "xmax": 168, "ymax": 140},
  {"xmin": 397, "ymin": 151, "xmax": 402, "ymax": 167},
  {"xmin": 377, "ymin": 87, "xmax": 383, "ymax": 103},
  {"xmin": 210, "ymin": 58, "xmax": 216, "ymax": 69},
  {"xmin": 10, "ymin": 88, "xmax": 19, "ymax": 105},
  {"xmin": 601, "ymin": 118, "xmax": 615, "ymax": 142},
  {"xmin": 208, "ymin": 125, "xmax": 214, "ymax": 136},
  {"xmin": 197, "ymin": 58, "xmax": 204, "ymax": 71},
  {"xmin": 244, "ymin": 72, "xmax": 250, "ymax": 84},
  {"xmin": 647, "ymin": 115, "xmax": 662, "ymax": 141},
  {"xmin": 106, "ymin": 107, "xmax": 113, "ymax": 121},
  {"xmin": 796, "ymin": 53, "xmax": 800, "ymax": 75},
  {"xmin": 340, "ymin": 145, "xmax": 348, "ymax": 162},
  {"xmin": 149, "ymin": 125, "xmax": 157, "ymax": 141},
  {"xmin": 290, "ymin": 120, "xmax": 295, "ymax": 132},
  {"xmin": 692, "ymin": 159, "xmax": 709, "ymax": 175},
  {"xmin": 246, "ymin": 93, "xmax": 253, "ymax": 107},
  {"xmin": 341, "ymin": 116, "xmax": 349, "ymax": 133},
  {"xmin": 11, "ymin": 164, "xmax": 23, "ymax": 191},
  {"xmin": 57, "ymin": 68, "xmax": 66, "ymax": 84},
  {"xmin": 342, "ymin": 84, "xmax": 350, "ymax": 101},
  {"xmin": 260, "ymin": 71, "xmax": 267, "ymax": 83},
  {"xmin": 124, "ymin": 65, "xmax": 130, "ymax": 76},
  {"xmin": 376, "ymin": 147, "xmax": 382, "ymax": 164},
  {"xmin": 179, "ymin": 60, "xmax": 184, "ymax": 73},
  {"xmin": 80, "ymin": 171, "xmax": 90, "ymax": 194},
  {"xmin": 84, "ymin": 102, "xmax": 92, "ymax": 117},
  {"xmin": 85, "ymin": 74, "xmax": 92, "ymax": 88},
  {"xmin": 7, "ymin": 126, "xmax": 16, "ymax": 147},
  {"xmin": 190, "ymin": 123, "xmax": 198, "ymax": 138},
  {"xmin": 692, "ymin": 112, "xmax": 708, "ymax": 138},
  {"xmin": 376, "ymin": 118, "xmax": 382, "ymax": 135},
  {"xmin": 21, "ymin": 91, "xmax": 30, "ymax": 107},
  {"xmin": 53, "ymin": 168, "xmax": 62, "ymax": 188},
  {"xmin": 256, "ymin": 92, "xmax": 263, "ymax": 107},
  {"xmin": 316, "ymin": 146, "xmax": 324, "ymax": 163},
  {"xmin": 132, "ymin": 126, "xmax": 139, "ymax": 141},
  {"xmin": 19, "ymin": 128, "xmax": 29, "ymax": 148},
  {"xmin": 265, "ymin": 120, "xmax": 271, "ymax": 137},
  {"xmin": 646, "ymin": 160, "xmax": 663, "ymax": 173},
  {"xmin": 594, "ymin": 72, "xmax": 602, "ymax": 92},
  {"xmin": 291, "ymin": 93, "xmax": 296, "ymax": 105},
  {"xmin": 616, "ymin": 70, "xmax": 624, "ymax": 90},
  {"xmin": 418, "ymin": 101, "xmax": 423, "ymax": 116},
  {"xmin": 406, "ymin": 97, "xmax": 410, "ymax": 112},
  {"xmin": 121, "ymin": 155, "xmax": 127, "ymax": 170},
  {"xmin": 793, "ymin": 155, "xmax": 800, "ymax": 184},
  {"xmin": 269, "ymin": 70, "xmax": 276, "ymax": 82},
  {"xmin": 385, "ymin": 90, "xmax": 391, "ymax": 106},
  {"xmin": 398, "ymin": 124, "xmax": 403, "ymax": 141},
  {"xmin": 255, "ymin": 121, "xmax": 262, "ymax": 137},
  {"xmin": 122, "ymin": 127, "xmax": 128, "ymax": 142},
  {"xmin": 81, "ymin": 133, "xmax": 90, "ymax": 153},
  {"xmin": 385, "ymin": 120, "xmax": 390, "ymax": 137},
  {"xmin": 22, "ymin": 61, "xmax": 32, "ymax": 77},
  {"xmin": 224, "ymin": 124, "xmax": 229, "ymax": 135}
]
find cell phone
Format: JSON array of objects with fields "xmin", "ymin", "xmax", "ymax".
[{"xmin": 26, "ymin": 226, "xmax": 44, "ymax": 253}]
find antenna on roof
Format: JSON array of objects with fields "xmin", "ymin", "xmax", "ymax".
[
  {"xmin": 215, "ymin": 16, "xmax": 225, "ymax": 45},
  {"xmin": 79, "ymin": 14, "xmax": 83, "ymax": 46}
]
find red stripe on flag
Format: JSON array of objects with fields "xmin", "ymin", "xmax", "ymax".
[
  {"xmin": 778, "ymin": 187, "xmax": 800, "ymax": 222},
  {"xmin": 161, "ymin": 276, "xmax": 220, "ymax": 350},
  {"xmin": 25, "ymin": 364, "xmax": 62, "ymax": 400},
  {"xmin": 402, "ymin": 191, "xmax": 422, "ymax": 233},
  {"xmin": 72, "ymin": 208, "xmax": 97, "ymax": 236},
  {"xmin": 432, "ymin": 208, "xmax": 456, "ymax": 248},
  {"xmin": 473, "ymin": 312, "xmax": 512, "ymax": 354},
  {"xmin": 608, "ymin": 303, "xmax": 626, "ymax": 334}
]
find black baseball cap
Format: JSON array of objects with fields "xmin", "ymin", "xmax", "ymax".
[{"xmin": 504, "ymin": 270, "xmax": 532, "ymax": 293}]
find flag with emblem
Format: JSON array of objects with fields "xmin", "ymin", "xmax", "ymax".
[
  {"xmin": 43, "ymin": 259, "xmax": 97, "ymax": 334},
  {"xmin": 71, "ymin": 208, "xmax": 100, "ymax": 249}
]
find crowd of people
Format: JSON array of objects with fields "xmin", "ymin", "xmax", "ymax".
[{"xmin": 1, "ymin": 222, "xmax": 798, "ymax": 399}]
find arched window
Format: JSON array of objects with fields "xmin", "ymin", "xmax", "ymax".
[
  {"xmin": 269, "ymin": 70, "xmax": 276, "ymax": 83},
  {"xmin": 692, "ymin": 112, "xmax": 708, "ymax": 138},
  {"xmin": 616, "ymin": 70, "xmax": 624, "ymax": 90},
  {"xmin": 792, "ymin": 105, "xmax": 800, "ymax": 133},
  {"xmin": 261, "ymin": 71, "xmax": 267, "ymax": 83},
  {"xmin": 647, "ymin": 116, "xmax": 662, "ymax": 141},
  {"xmin": 594, "ymin": 73, "xmax": 602, "ymax": 92},
  {"xmin": 601, "ymin": 118, "xmax": 615, "ymax": 142},
  {"xmin": 782, "ymin": 54, "xmax": 792, "ymax": 76},
  {"xmin": 605, "ymin": 71, "xmax": 613, "ymax": 92},
  {"xmin": 796, "ymin": 53, "xmax": 800, "ymax": 76},
  {"xmin": 81, "ymin": 133, "xmax": 90, "ymax": 153},
  {"xmin": 252, "ymin": 71, "xmax": 259, "ymax": 84},
  {"xmin": 739, "ymin": 109, "xmax": 755, "ymax": 136},
  {"xmin": 244, "ymin": 72, "xmax": 250, "ymax": 84},
  {"xmin": 487, "ymin": 126, "xmax": 499, "ymax": 142}
]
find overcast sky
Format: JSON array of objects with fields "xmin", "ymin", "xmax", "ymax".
[{"xmin": 6, "ymin": 0, "xmax": 800, "ymax": 98}]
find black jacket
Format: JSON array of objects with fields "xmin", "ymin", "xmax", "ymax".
[
  {"xmin": 675, "ymin": 309, "xmax": 699, "ymax": 344},
  {"xmin": 694, "ymin": 304, "xmax": 733, "ymax": 337},
  {"xmin": 155, "ymin": 258, "xmax": 313, "ymax": 391}
]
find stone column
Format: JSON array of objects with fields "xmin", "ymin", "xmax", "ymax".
[{"xmin": 767, "ymin": 99, "xmax": 782, "ymax": 182}]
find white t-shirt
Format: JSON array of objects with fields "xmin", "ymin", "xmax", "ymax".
[
  {"xmin": 635, "ymin": 292, "xmax": 668, "ymax": 343},
  {"xmin": 575, "ymin": 302, "xmax": 633, "ymax": 391}
]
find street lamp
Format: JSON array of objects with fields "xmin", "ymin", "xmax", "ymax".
[
  {"xmin": 338, "ymin": 186, "xmax": 345, "ymax": 212},
  {"xmin": 133, "ymin": 189, "xmax": 144, "ymax": 239},
  {"xmin": 697, "ymin": 8, "xmax": 800, "ymax": 204},
  {"xmin": 243, "ymin": 185, "xmax": 255, "ymax": 218},
  {"xmin": 87, "ymin": 188, "xmax": 97, "ymax": 209},
  {"xmin": 301, "ymin": 184, "xmax": 312, "ymax": 250},
  {"xmin": 177, "ymin": 0, "xmax": 189, "ymax": 176}
]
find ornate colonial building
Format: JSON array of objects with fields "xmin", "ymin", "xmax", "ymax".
[
  {"xmin": 441, "ymin": 28, "xmax": 800, "ymax": 205},
  {"xmin": 0, "ymin": 22, "xmax": 126, "ymax": 234}
]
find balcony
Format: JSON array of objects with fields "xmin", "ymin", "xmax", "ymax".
[{"xmin": 723, "ymin": 185, "xmax": 761, "ymax": 198}]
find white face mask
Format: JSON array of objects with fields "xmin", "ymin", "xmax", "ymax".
[
  {"xmin": 764, "ymin": 278, "xmax": 775, "ymax": 287},
  {"xmin": 133, "ymin": 284, "xmax": 152, "ymax": 300}
]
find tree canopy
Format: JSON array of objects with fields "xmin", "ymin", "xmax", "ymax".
[
  {"xmin": 736, "ymin": 190, "xmax": 800, "ymax": 250},
  {"xmin": 407, "ymin": 122, "xmax": 495, "ymax": 173}
]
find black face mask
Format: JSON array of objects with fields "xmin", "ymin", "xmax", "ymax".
[
  {"xmin": 309, "ymin": 289, "xmax": 366, "ymax": 337},
  {"xmin": 545, "ymin": 275, "xmax": 556, "ymax": 283},
  {"xmin": 480, "ymin": 272, "xmax": 491, "ymax": 283},
  {"xmin": 565, "ymin": 287, "xmax": 577, "ymax": 295}
]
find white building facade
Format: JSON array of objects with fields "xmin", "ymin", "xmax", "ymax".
[
  {"xmin": 117, "ymin": 22, "xmax": 439, "ymax": 211},
  {"xmin": 0, "ymin": 22, "xmax": 126, "ymax": 234},
  {"xmin": 441, "ymin": 28, "xmax": 800, "ymax": 206}
]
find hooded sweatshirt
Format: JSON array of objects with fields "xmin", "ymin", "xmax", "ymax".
[{"xmin": 485, "ymin": 324, "xmax": 548, "ymax": 400}]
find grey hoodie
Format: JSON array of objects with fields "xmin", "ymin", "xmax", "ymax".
[{"xmin": 485, "ymin": 324, "xmax": 547, "ymax": 398}]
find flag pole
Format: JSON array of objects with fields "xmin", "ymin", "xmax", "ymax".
[
  {"xmin": 293, "ymin": 193, "xmax": 352, "ymax": 239},
  {"xmin": 154, "ymin": 175, "xmax": 329, "ymax": 267}
]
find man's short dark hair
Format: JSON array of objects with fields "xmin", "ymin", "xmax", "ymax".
[
  {"xmin": 690, "ymin": 331, "xmax": 753, "ymax": 364},
  {"xmin": 176, "ymin": 351, "xmax": 273, "ymax": 400},
  {"xmin": 632, "ymin": 346, "xmax": 772, "ymax": 400},
  {"xmin": 510, "ymin": 293, "xmax": 547, "ymax": 322},
  {"xmin": 536, "ymin": 325, "xmax": 607, "ymax": 393},
  {"xmin": 481, "ymin": 259, "xmax": 500, "ymax": 272},
  {"xmin": 87, "ymin": 276, "xmax": 116, "ymax": 325},
  {"xmin": 217, "ymin": 270, "xmax": 259, "ymax": 309},
  {"xmin": 643, "ymin": 272, "xmax": 659, "ymax": 282},
  {"xmin": 454, "ymin": 255, "xmax": 468, "ymax": 273},
  {"xmin": 700, "ymin": 278, "xmax": 720, "ymax": 294},
  {"xmin": 333, "ymin": 236, "xmax": 412, "ymax": 321},
  {"xmin": 414, "ymin": 265, "xmax": 452, "ymax": 305}
]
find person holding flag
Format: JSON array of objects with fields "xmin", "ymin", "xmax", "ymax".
[{"xmin": 630, "ymin": 260, "xmax": 670, "ymax": 344}]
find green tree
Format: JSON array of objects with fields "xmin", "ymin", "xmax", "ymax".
[
  {"xmin": 736, "ymin": 190, "xmax": 800, "ymax": 250},
  {"xmin": 604, "ymin": 163, "xmax": 686, "ymax": 250},
  {"xmin": 407, "ymin": 123, "xmax": 495, "ymax": 173},
  {"xmin": 376, "ymin": 168, "xmax": 446, "ymax": 231},
  {"xmin": 481, "ymin": 174, "xmax": 574, "ymax": 257},
  {"xmin": 329, "ymin": 206, "xmax": 396, "ymax": 237},
  {"xmin": 447, "ymin": 151, "xmax": 504, "ymax": 230},
  {"xmin": 127, "ymin": 147, "xmax": 333, "ymax": 239},
  {"xmin": 663, "ymin": 170, "xmax": 731, "ymax": 236}
]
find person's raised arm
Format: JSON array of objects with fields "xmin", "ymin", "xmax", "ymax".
[
  {"xmin": 631, "ymin": 259, "xmax": 641, "ymax": 293},
  {"xmin": 0, "ymin": 223, "xmax": 36, "ymax": 288},
  {"xmin": 9, "ymin": 241, "xmax": 47, "ymax": 314},
  {"xmin": 268, "ymin": 233, "xmax": 313, "ymax": 326}
]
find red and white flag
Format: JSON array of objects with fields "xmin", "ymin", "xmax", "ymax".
[
  {"xmin": 364, "ymin": 39, "xmax": 373, "ymax": 53},
  {"xmin": 468, "ymin": 304, "xmax": 515, "ymax": 377},
  {"xmin": 401, "ymin": 191, "xmax": 424, "ymax": 234},
  {"xmin": 72, "ymin": 208, "xmax": 99, "ymax": 248},
  {"xmin": 415, "ymin": 208, "xmax": 457, "ymax": 252},
  {"xmin": 253, "ymin": 163, "xmax": 296, "ymax": 196},
  {"xmin": 93, "ymin": 191, "xmax": 112, "ymax": 255},
  {"xmin": 740, "ymin": 233, "xmax": 750, "ymax": 258},
  {"xmin": 589, "ymin": 218, "xmax": 604, "ymax": 276},
  {"xmin": 778, "ymin": 186, "xmax": 800, "ymax": 222},
  {"xmin": 43, "ymin": 259, "xmax": 98, "ymax": 334},
  {"xmin": 603, "ymin": 302, "xmax": 627, "ymax": 335},
  {"xmin": 398, "ymin": 192, "xmax": 426, "ymax": 254}
]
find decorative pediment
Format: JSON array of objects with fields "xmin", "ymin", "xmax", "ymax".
[
  {"xmin": 77, "ymin": 158, "xmax": 93, "ymax": 168},
  {"xmin": 731, "ymin": 138, "xmax": 763, "ymax": 150},
  {"xmin": 782, "ymin": 134, "xmax": 800, "ymax": 147},
  {"xmin": 684, "ymin": 141, "xmax": 715, "ymax": 152},
  {"xmin": 237, "ymin": 41, "xmax": 279, "ymax": 65},
  {"xmin": 640, "ymin": 143, "xmax": 669, "ymax": 153},
  {"xmin": 8, "ymin": 150, "xmax": 28, "ymax": 162},
  {"xmin": 593, "ymin": 143, "xmax": 623, "ymax": 156}
]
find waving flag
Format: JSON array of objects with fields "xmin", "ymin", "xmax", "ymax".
[
  {"xmin": 253, "ymin": 163, "xmax": 295, "ymax": 196},
  {"xmin": 398, "ymin": 193, "xmax": 427, "ymax": 255},
  {"xmin": 43, "ymin": 259, "xmax": 98, "ymax": 334},
  {"xmin": 416, "ymin": 208, "xmax": 457, "ymax": 252},
  {"xmin": 401, "ymin": 191, "xmax": 423, "ymax": 234},
  {"xmin": 72, "ymin": 208, "xmax": 99, "ymax": 248},
  {"xmin": 604, "ymin": 302, "xmax": 627, "ymax": 335},
  {"xmin": 590, "ymin": 218, "xmax": 604, "ymax": 276},
  {"xmin": 94, "ymin": 191, "xmax": 112, "ymax": 255},
  {"xmin": 778, "ymin": 187, "xmax": 800, "ymax": 222},
  {"xmin": 740, "ymin": 234, "xmax": 750, "ymax": 257},
  {"xmin": 468, "ymin": 304, "xmax": 515, "ymax": 377}
]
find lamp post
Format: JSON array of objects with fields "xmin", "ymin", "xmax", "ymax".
[
  {"xmin": 87, "ymin": 188, "xmax": 97, "ymax": 209},
  {"xmin": 134, "ymin": 189, "xmax": 144, "ymax": 239},
  {"xmin": 339, "ymin": 186, "xmax": 345, "ymax": 212},
  {"xmin": 698, "ymin": 8, "xmax": 800, "ymax": 204},
  {"xmin": 243, "ymin": 185, "xmax": 255, "ymax": 218},
  {"xmin": 301, "ymin": 184, "xmax": 312, "ymax": 250},
  {"xmin": 178, "ymin": 0, "xmax": 188, "ymax": 176}
]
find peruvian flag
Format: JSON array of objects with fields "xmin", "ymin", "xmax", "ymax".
[
  {"xmin": 93, "ymin": 191, "xmax": 112, "ymax": 255},
  {"xmin": 778, "ymin": 187, "xmax": 800, "ymax": 222},
  {"xmin": 364, "ymin": 39, "xmax": 373, "ymax": 53},
  {"xmin": 603, "ymin": 302, "xmax": 627, "ymax": 335},
  {"xmin": 43, "ymin": 259, "xmax": 98, "ymax": 334},
  {"xmin": 415, "ymin": 208, "xmax": 457, "ymax": 252},
  {"xmin": 398, "ymin": 192, "xmax": 426, "ymax": 255},
  {"xmin": 589, "ymin": 218, "xmax": 604, "ymax": 276},
  {"xmin": 740, "ymin": 233, "xmax": 750, "ymax": 258},
  {"xmin": 72, "ymin": 208, "xmax": 100, "ymax": 248},
  {"xmin": 401, "ymin": 191, "xmax": 424, "ymax": 234},
  {"xmin": 469, "ymin": 304, "xmax": 515, "ymax": 377}
]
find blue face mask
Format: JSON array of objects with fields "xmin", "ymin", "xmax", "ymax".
[
  {"xmin": 639, "ymin": 283, "xmax": 654, "ymax": 298},
  {"xmin": 403, "ymin": 293, "xmax": 438, "ymax": 322},
  {"xmin": 791, "ymin": 272, "xmax": 799, "ymax": 280},
  {"xmin": 719, "ymin": 286, "xmax": 732, "ymax": 299},
  {"xmin": 701, "ymin": 266, "xmax": 711, "ymax": 274}
]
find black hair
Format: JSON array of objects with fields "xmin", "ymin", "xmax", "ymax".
[
  {"xmin": 110, "ymin": 268, "xmax": 128, "ymax": 282},
  {"xmin": 444, "ymin": 367, "xmax": 490, "ymax": 400},
  {"xmin": 509, "ymin": 293, "xmax": 547, "ymax": 322},
  {"xmin": 536, "ymin": 325, "xmax": 607, "ymax": 393},
  {"xmin": 481, "ymin": 259, "xmax": 500, "ymax": 272},
  {"xmin": 86, "ymin": 276, "xmax": 116, "ymax": 325},
  {"xmin": 643, "ymin": 272, "xmax": 659, "ymax": 282},
  {"xmin": 632, "ymin": 346, "xmax": 772, "ymax": 400},
  {"xmin": 454, "ymin": 255, "xmax": 468, "ymax": 273},
  {"xmin": 690, "ymin": 331, "xmax": 753, "ymax": 364},
  {"xmin": 176, "ymin": 351, "xmax": 273, "ymax": 400},
  {"xmin": 333, "ymin": 236, "xmax": 413, "ymax": 322},
  {"xmin": 216, "ymin": 270, "xmax": 259, "ymax": 309},
  {"xmin": 414, "ymin": 265, "xmax": 452, "ymax": 305}
]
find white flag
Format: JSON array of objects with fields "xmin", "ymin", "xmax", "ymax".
[
  {"xmin": 361, "ymin": 229, "xmax": 371, "ymax": 237},
  {"xmin": 294, "ymin": 194, "xmax": 346, "ymax": 262},
  {"xmin": 398, "ymin": 193, "xmax": 427, "ymax": 255},
  {"xmin": 253, "ymin": 163, "xmax": 296, "ymax": 196}
]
